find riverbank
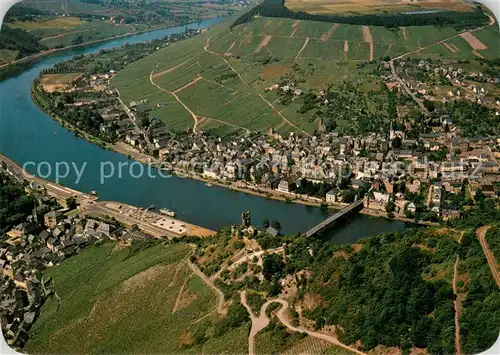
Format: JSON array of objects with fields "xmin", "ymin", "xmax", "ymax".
[
  {"xmin": 0, "ymin": 20, "xmax": 206, "ymax": 70},
  {"xmin": 0, "ymin": 151, "xmax": 215, "ymax": 237},
  {"xmin": 31, "ymin": 84, "xmax": 435, "ymax": 228}
]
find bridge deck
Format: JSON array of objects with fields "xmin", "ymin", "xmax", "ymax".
[{"xmin": 305, "ymin": 199, "xmax": 363, "ymax": 237}]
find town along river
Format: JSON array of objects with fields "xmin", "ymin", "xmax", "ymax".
[{"xmin": 0, "ymin": 18, "xmax": 411, "ymax": 242}]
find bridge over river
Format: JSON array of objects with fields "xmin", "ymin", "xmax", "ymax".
[{"xmin": 305, "ymin": 199, "xmax": 364, "ymax": 237}]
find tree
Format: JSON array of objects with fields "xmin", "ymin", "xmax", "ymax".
[
  {"xmin": 271, "ymin": 220, "xmax": 281, "ymax": 231},
  {"xmin": 262, "ymin": 254, "xmax": 285, "ymax": 281},
  {"xmin": 263, "ymin": 218, "xmax": 270, "ymax": 228},
  {"xmin": 65, "ymin": 196, "xmax": 77, "ymax": 210}
]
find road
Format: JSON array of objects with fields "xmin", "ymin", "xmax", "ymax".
[
  {"xmin": 0, "ymin": 153, "xmax": 97, "ymax": 206},
  {"xmin": 240, "ymin": 290, "xmax": 367, "ymax": 355},
  {"xmin": 452, "ymin": 255, "xmax": 463, "ymax": 355},
  {"xmin": 389, "ymin": 13, "xmax": 496, "ymax": 115},
  {"xmin": 149, "ymin": 64, "xmax": 200, "ymax": 133},
  {"xmin": 187, "ymin": 260, "xmax": 226, "ymax": 315},
  {"xmin": 476, "ymin": 226, "xmax": 500, "ymax": 288},
  {"xmin": 389, "ymin": 59, "xmax": 429, "ymax": 114}
]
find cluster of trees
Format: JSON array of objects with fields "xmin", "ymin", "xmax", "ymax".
[
  {"xmin": 0, "ymin": 26, "xmax": 46, "ymax": 57},
  {"xmin": 0, "ymin": 172, "xmax": 35, "ymax": 235},
  {"xmin": 441, "ymin": 100, "xmax": 499, "ymax": 138},
  {"xmin": 294, "ymin": 179, "xmax": 334, "ymax": 198},
  {"xmin": 5, "ymin": 5, "xmax": 45, "ymax": 22},
  {"xmin": 231, "ymin": 0, "xmax": 488, "ymax": 30},
  {"xmin": 457, "ymin": 230, "xmax": 500, "ymax": 354},
  {"xmin": 296, "ymin": 230, "xmax": 458, "ymax": 353}
]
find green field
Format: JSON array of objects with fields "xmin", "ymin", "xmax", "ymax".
[
  {"xmin": 26, "ymin": 241, "xmax": 248, "ymax": 354},
  {"xmin": 112, "ymin": 15, "xmax": 499, "ymax": 136}
]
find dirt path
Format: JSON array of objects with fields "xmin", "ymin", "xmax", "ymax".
[
  {"xmin": 173, "ymin": 74, "xmax": 202, "ymax": 94},
  {"xmin": 384, "ymin": 44, "xmax": 393, "ymax": 57},
  {"xmin": 172, "ymin": 274, "xmax": 191, "ymax": 313},
  {"xmin": 228, "ymin": 247, "xmax": 284, "ymax": 271},
  {"xmin": 224, "ymin": 41, "xmax": 236, "ymax": 56},
  {"xmin": 453, "ymin": 255, "xmax": 463, "ymax": 355},
  {"xmin": 320, "ymin": 24, "xmax": 338, "ymax": 42},
  {"xmin": 393, "ymin": 13, "xmax": 496, "ymax": 61},
  {"xmin": 204, "ymin": 38, "xmax": 251, "ymax": 88},
  {"xmin": 41, "ymin": 29, "xmax": 90, "ymax": 42},
  {"xmin": 476, "ymin": 226, "xmax": 500, "ymax": 288},
  {"xmin": 152, "ymin": 57, "xmax": 194, "ymax": 78},
  {"xmin": 362, "ymin": 26, "xmax": 374, "ymax": 61},
  {"xmin": 240, "ymin": 291, "xmax": 271, "ymax": 355},
  {"xmin": 443, "ymin": 42, "xmax": 458, "ymax": 53},
  {"xmin": 400, "ymin": 27, "xmax": 408, "ymax": 40},
  {"xmin": 255, "ymin": 35, "xmax": 272, "ymax": 54},
  {"xmin": 187, "ymin": 260, "xmax": 226, "ymax": 315},
  {"xmin": 258, "ymin": 93, "xmax": 311, "ymax": 137},
  {"xmin": 390, "ymin": 59, "xmax": 429, "ymax": 114},
  {"xmin": 296, "ymin": 37, "xmax": 309, "ymax": 58},
  {"xmin": 240, "ymin": 291, "xmax": 367, "ymax": 355},
  {"xmin": 197, "ymin": 116, "xmax": 250, "ymax": 133},
  {"xmin": 150, "ymin": 64, "xmax": 200, "ymax": 132},
  {"xmin": 204, "ymin": 37, "xmax": 310, "ymax": 136}
]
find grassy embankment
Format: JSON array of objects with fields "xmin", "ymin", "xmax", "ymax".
[{"xmin": 26, "ymin": 241, "xmax": 249, "ymax": 353}]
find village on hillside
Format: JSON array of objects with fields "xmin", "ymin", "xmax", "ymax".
[{"xmin": 32, "ymin": 50, "xmax": 500, "ymax": 225}]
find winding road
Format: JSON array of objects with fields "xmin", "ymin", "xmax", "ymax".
[
  {"xmin": 476, "ymin": 226, "xmax": 500, "ymax": 288},
  {"xmin": 240, "ymin": 291, "xmax": 367, "ymax": 355}
]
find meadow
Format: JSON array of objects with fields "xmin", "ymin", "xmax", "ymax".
[
  {"xmin": 26, "ymin": 241, "xmax": 249, "ymax": 353},
  {"xmin": 112, "ymin": 14, "xmax": 499, "ymax": 137}
]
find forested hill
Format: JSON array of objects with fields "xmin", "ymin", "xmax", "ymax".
[
  {"xmin": 252, "ymin": 200, "xmax": 500, "ymax": 354},
  {"xmin": 0, "ymin": 172, "xmax": 35, "ymax": 234},
  {"xmin": 230, "ymin": 0, "xmax": 489, "ymax": 30},
  {"xmin": 0, "ymin": 26, "xmax": 46, "ymax": 57}
]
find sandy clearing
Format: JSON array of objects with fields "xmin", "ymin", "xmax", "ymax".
[
  {"xmin": 255, "ymin": 35, "xmax": 272, "ymax": 54},
  {"xmin": 296, "ymin": 37, "xmax": 309, "ymax": 58},
  {"xmin": 320, "ymin": 24, "xmax": 339, "ymax": 42},
  {"xmin": 290, "ymin": 27, "xmax": 298, "ymax": 38},
  {"xmin": 152, "ymin": 58, "xmax": 192, "ymax": 78},
  {"xmin": 400, "ymin": 27, "xmax": 408, "ymax": 40},
  {"xmin": 460, "ymin": 32, "xmax": 488, "ymax": 50},
  {"xmin": 173, "ymin": 74, "xmax": 202, "ymax": 94},
  {"xmin": 443, "ymin": 42, "xmax": 457, "ymax": 53},
  {"xmin": 292, "ymin": 20, "xmax": 300, "ymax": 28},
  {"xmin": 344, "ymin": 40, "xmax": 349, "ymax": 53},
  {"xmin": 224, "ymin": 41, "xmax": 236, "ymax": 56},
  {"xmin": 362, "ymin": 26, "xmax": 374, "ymax": 61}
]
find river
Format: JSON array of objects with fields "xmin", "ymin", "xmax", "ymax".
[{"xmin": 0, "ymin": 18, "xmax": 411, "ymax": 242}]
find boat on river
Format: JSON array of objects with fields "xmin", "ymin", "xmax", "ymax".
[{"xmin": 159, "ymin": 208, "xmax": 176, "ymax": 217}]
